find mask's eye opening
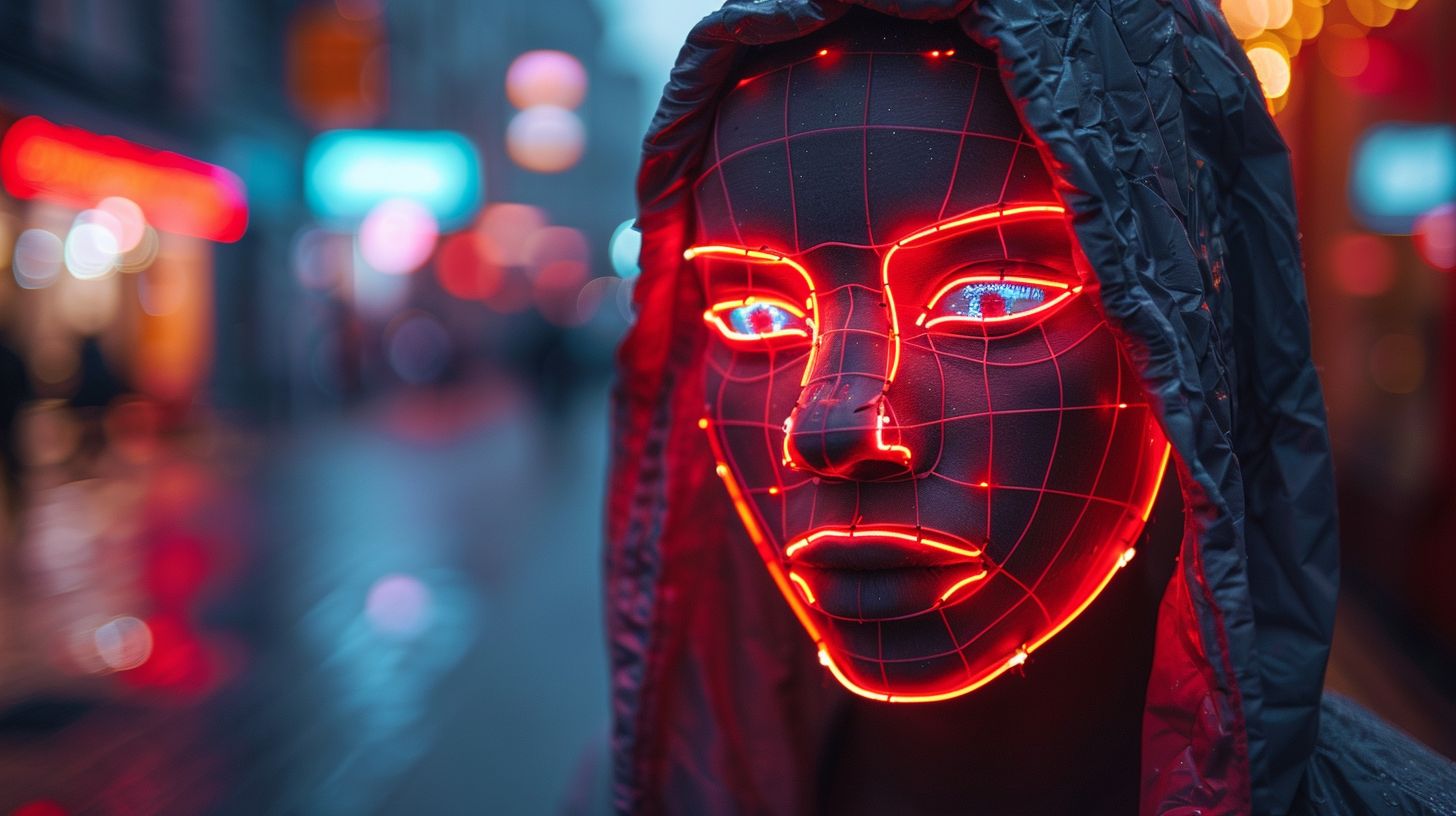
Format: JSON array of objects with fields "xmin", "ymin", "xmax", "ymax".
[
  {"xmin": 917, "ymin": 274, "xmax": 1082, "ymax": 329},
  {"xmin": 704, "ymin": 297, "xmax": 813, "ymax": 344}
]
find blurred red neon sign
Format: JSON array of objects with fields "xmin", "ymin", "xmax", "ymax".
[{"xmin": 0, "ymin": 116, "xmax": 248, "ymax": 243}]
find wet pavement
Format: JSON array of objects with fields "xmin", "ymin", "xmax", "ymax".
[
  {"xmin": 0, "ymin": 377, "xmax": 612, "ymax": 815},
  {"xmin": 0, "ymin": 376, "xmax": 1450, "ymax": 816}
]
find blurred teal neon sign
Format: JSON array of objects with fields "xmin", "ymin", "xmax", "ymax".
[
  {"xmin": 1351, "ymin": 124, "xmax": 1456, "ymax": 234},
  {"xmin": 306, "ymin": 130, "xmax": 482, "ymax": 228}
]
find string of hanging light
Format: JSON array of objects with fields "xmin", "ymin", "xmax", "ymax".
[{"xmin": 1221, "ymin": 0, "xmax": 1423, "ymax": 113}]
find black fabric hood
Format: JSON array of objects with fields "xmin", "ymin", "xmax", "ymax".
[{"xmin": 607, "ymin": 1, "xmax": 1341, "ymax": 813}]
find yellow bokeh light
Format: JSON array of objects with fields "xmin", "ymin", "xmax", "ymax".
[
  {"xmin": 1347, "ymin": 0, "xmax": 1397, "ymax": 27},
  {"xmin": 1223, "ymin": 0, "xmax": 1271, "ymax": 39},
  {"xmin": 1266, "ymin": 0, "xmax": 1295, "ymax": 29},
  {"xmin": 1246, "ymin": 45, "xmax": 1293, "ymax": 98},
  {"xmin": 1288, "ymin": 1, "xmax": 1324, "ymax": 40},
  {"xmin": 1267, "ymin": 90, "xmax": 1292, "ymax": 116}
]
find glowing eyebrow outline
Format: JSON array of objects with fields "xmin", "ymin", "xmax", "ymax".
[
  {"xmin": 879, "ymin": 202, "xmax": 1067, "ymax": 382},
  {"xmin": 684, "ymin": 244, "xmax": 822, "ymax": 387}
]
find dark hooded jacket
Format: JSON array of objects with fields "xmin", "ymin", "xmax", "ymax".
[{"xmin": 606, "ymin": 1, "xmax": 1456, "ymax": 814}]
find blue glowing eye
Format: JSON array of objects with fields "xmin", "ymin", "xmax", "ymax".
[
  {"xmin": 945, "ymin": 282, "xmax": 1046, "ymax": 319},
  {"xmin": 923, "ymin": 276, "xmax": 1077, "ymax": 327},
  {"xmin": 706, "ymin": 298, "xmax": 811, "ymax": 342},
  {"xmin": 729, "ymin": 302, "xmax": 794, "ymax": 336}
]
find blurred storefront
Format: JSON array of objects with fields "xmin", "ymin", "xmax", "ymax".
[{"xmin": 0, "ymin": 114, "xmax": 242, "ymax": 410}]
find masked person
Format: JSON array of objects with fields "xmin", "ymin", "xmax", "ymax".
[{"xmin": 606, "ymin": 3, "xmax": 1456, "ymax": 814}]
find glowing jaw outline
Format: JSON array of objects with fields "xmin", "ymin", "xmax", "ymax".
[{"xmin": 690, "ymin": 204, "xmax": 1178, "ymax": 703}]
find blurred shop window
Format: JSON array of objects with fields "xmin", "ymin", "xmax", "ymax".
[{"xmin": 286, "ymin": 4, "xmax": 388, "ymax": 129}]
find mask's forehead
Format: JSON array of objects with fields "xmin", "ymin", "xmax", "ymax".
[{"xmin": 692, "ymin": 41, "xmax": 1055, "ymax": 256}]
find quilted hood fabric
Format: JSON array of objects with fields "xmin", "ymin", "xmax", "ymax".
[{"xmin": 606, "ymin": 1, "xmax": 1344, "ymax": 813}]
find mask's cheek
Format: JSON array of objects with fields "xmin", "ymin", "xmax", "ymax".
[{"xmin": 702, "ymin": 343, "xmax": 811, "ymax": 542}]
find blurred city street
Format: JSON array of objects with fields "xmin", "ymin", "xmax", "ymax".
[
  {"xmin": 0, "ymin": 375, "xmax": 612, "ymax": 815},
  {"xmin": 0, "ymin": 0, "xmax": 1451, "ymax": 812}
]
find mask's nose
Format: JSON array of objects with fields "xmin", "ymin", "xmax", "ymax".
[
  {"xmin": 785, "ymin": 376, "xmax": 911, "ymax": 480},
  {"xmin": 784, "ymin": 288, "xmax": 911, "ymax": 480}
]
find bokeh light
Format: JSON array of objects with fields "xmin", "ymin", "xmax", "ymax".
[
  {"xmin": 306, "ymin": 129, "xmax": 483, "ymax": 227},
  {"xmin": 506, "ymin": 106, "xmax": 586, "ymax": 173},
  {"xmin": 1329, "ymin": 232, "xmax": 1396, "ymax": 296},
  {"xmin": 506, "ymin": 50, "xmax": 588, "ymax": 110},
  {"xmin": 358, "ymin": 198, "xmax": 439, "ymax": 274},
  {"xmin": 1351, "ymin": 124, "xmax": 1456, "ymax": 233},
  {"xmin": 1221, "ymin": 0, "xmax": 1423, "ymax": 111},
  {"xmin": 1346, "ymin": 35, "xmax": 1404, "ymax": 95},
  {"xmin": 96, "ymin": 196, "xmax": 148, "ymax": 252},
  {"xmin": 1287, "ymin": 1, "xmax": 1325, "ymax": 42},
  {"xmin": 1223, "ymin": 0, "xmax": 1271, "ymax": 39},
  {"xmin": 94, "ymin": 616, "xmax": 154, "ymax": 672},
  {"xmin": 435, "ymin": 232, "xmax": 504, "ymax": 300},
  {"xmin": 609, "ymin": 218, "xmax": 641, "ymax": 278},
  {"xmin": 576, "ymin": 275, "xmax": 620, "ymax": 323},
  {"xmin": 1318, "ymin": 23, "xmax": 1370, "ymax": 78},
  {"xmin": 63, "ymin": 221, "xmax": 120, "ymax": 280},
  {"xmin": 1347, "ymin": 0, "xmax": 1397, "ymax": 28},
  {"xmin": 1413, "ymin": 204, "xmax": 1456, "ymax": 271},
  {"xmin": 482, "ymin": 269, "xmax": 534, "ymax": 314},
  {"xmin": 476, "ymin": 203, "xmax": 547, "ymax": 266},
  {"xmin": 117, "ymin": 614, "xmax": 218, "ymax": 694},
  {"xmin": 13, "ymin": 227, "xmax": 63, "ymax": 289},
  {"xmin": 524, "ymin": 225, "xmax": 589, "ymax": 275},
  {"xmin": 365, "ymin": 573, "xmax": 434, "ymax": 639},
  {"xmin": 117, "ymin": 225, "xmax": 159, "ymax": 274},
  {"xmin": 1246, "ymin": 44, "xmax": 1293, "ymax": 98},
  {"xmin": 534, "ymin": 261, "xmax": 590, "ymax": 326}
]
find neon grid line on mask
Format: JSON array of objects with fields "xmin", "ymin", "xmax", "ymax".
[
  {"xmin": 699, "ymin": 414, "xmax": 1171, "ymax": 703},
  {"xmin": 688, "ymin": 44, "xmax": 1173, "ymax": 701},
  {"xmin": 690, "ymin": 211, "xmax": 1161, "ymax": 641}
]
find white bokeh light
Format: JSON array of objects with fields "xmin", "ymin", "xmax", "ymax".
[
  {"xmin": 506, "ymin": 106, "xmax": 586, "ymax": 173},
  {"xmin": 506, "ymin": 50, "xmax": 588, "ymax": 110},
  {"xmin": 64, "ymin": 221, "xmax": 120, "ymax": 280},
  {"xmin": 13, "ymin": 228, "xmax": 63, "ymax": 289},
  {"xmin": 358, "ymin": 198, "xmax": 439, "ymax": 275}
]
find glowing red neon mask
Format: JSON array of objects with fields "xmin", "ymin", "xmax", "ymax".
[{"xmin": 688, "ymin": 39, "xmax": 1169, "ymax": 702}]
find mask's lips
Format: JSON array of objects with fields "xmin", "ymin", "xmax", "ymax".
[
  {"xmin": 786, "ymin": 527, "xmax": 982, "ymax": 569},
  {"xmin": 785, "ymin": 528, "xmax": 991, "ymax": 620}
]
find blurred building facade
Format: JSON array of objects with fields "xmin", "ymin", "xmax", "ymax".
[{"xmin": 0, "ymin": 0, "xmax": 1450, "ymax": 812}]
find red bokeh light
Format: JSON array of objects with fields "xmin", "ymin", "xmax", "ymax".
[
  {"xmin": 11, "ymin": 801, "xmax": 68, "ymax": 816},
  {"xmin": 1414, "ymin": 204, "xmax": 1456, "ymax": 271},
  {"xmin": 1329, "ymin": 232, "xmax": 1396, "ymax": 297},
  {"xmin": 116, "ymin": 615, "xmax": 219, "ymax": 697},
  {"xmin": 145, "ymin": 533, "xmax": 213, "ymax": 608},
  {"xmin": 435, "ymin": 232, "xmax": 504, "ymax": 300}
]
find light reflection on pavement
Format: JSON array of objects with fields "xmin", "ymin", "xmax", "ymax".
[{"xmin": 0, "ymin": 378, "xmax": 612, "ymax": 815}]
